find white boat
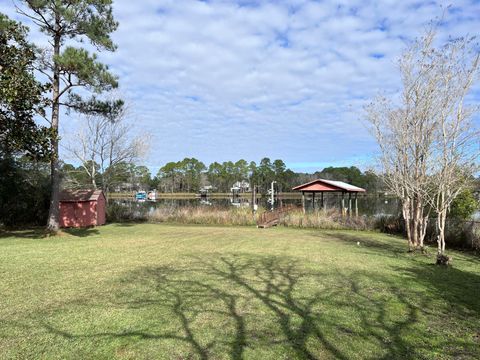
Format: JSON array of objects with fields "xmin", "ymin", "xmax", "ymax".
[{"xmin": 147, "ymin": 190, "xmax": 157, "ymax": 201}]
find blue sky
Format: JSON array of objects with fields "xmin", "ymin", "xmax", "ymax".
[{"xmin": 2, "ymin": 0, "xmax": 480, "ymax": 174}]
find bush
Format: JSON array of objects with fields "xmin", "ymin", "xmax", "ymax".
[
  {"xmin": 106, "ymin": 201, "xmax": 149, "ymax": 223},
  {"xmin": 374, "ymin": 215, "xmax": 404, "ymax": 235},
  {"xmin": 449, "ymin": 189, "xmax": 478, "ymax": 221},
  {"xmin": 0, "ymin": 157, "xmax": 50, "ymax": 227}
]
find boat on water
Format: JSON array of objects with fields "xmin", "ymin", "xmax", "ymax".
[
  {"xmin": 147, "ymin": 190, "xmax": 157, "ymax": 201},
  {"xmin": 135, "ymin": 191, "xmax": 147, "ymax": 200}
]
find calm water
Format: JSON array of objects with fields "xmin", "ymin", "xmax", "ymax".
[{"xmin": 112, "ymin": 194, "xmax": 402, "ymax": 217}]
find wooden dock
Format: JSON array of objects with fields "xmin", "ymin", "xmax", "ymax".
[{"xmin": 257, "ymin": 205, "xmax": 298, "ymax": 228}]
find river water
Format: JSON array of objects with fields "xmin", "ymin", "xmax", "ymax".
[{"xmin": 112, "ymin": 194, "xmax": 403, "ymax": 217}]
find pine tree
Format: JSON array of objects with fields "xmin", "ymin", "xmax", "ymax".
[{"xmin": 17, "ymin": 0, "xmax": 122, "ymax": 231}]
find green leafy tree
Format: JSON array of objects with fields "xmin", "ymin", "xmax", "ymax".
[
  {"xmin": 181, "ymin": 158, "xmax": 206, "ymax": 192},
  {"xmin": 17, "ymin": 0, "xmax": 121, "ymax": 231},
  {"xmin": 207, "ymin": 162, "xmax": 223, "ymax": 191},
  {"xmin": 257, "ymin": 158, "xmax": 274, "ymax": 192},
  {"xmin": 234, "ymin": 159, "xmax": 249, "ymax": 182},
  {"xmin": 134, "ymin": 165, "xmax": 151, "ymax": 190},
  {"xmin": 0, "ymin": 13, "xmax": 52, "ymax": 227},
  {"xmin": 61, "ymin": 162, "xmax": 91, "ymax": 188},
  {"xmin": 0, "ymin": 13, "xmax": 50, "ymax": 158},
  {"xmin": 449, "ymin": 189, "xmax": 479, "ymax": 221},
  {"xmin": 105, "ymin": 161, "xmax": 136, "ymax": 191},
  {"xmin": 272, "ymin": 159, "xmax": 287, "ymax": 191},
  {"xmin": 157, "ymin": 162, "xmax": 180, "ymax": 193}
]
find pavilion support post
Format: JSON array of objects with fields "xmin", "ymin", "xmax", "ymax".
[
  {"xmin": 312, "ymin": 192, "xmax": 315, "ymax": 210},
  {"xmin": 302, "ymin": 191, "xmax": 305, "ymax": 214},
  {"xmin": 355, "ymin": 192, "xmax": 358, "ymax": 217},
  {"xmin": 348, "ymin": 193, "xmax": 352, "ymax": 217},
  {"xmin": 321, "ymin": 192, "xmax": 325, "ymax": 213},
  {"xmin": 341, "ymin": 192, "xmax": 345, "ymax": 217}
]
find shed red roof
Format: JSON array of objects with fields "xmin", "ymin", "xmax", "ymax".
[
  {"xmin": 292, "ymin": 179, "xmax": 366, "ymax": 193},
  {"xmin": 59, "ymin": 189, "xmax": 104, "ymax": 202}
]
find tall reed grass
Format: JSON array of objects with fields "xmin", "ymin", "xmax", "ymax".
[
  {"xmin": 108, "ymin": 203, "xmax": 375, "ymax": 229},
  {"xmin": 148, "ymin": 206, "xmax": 257, "ymax": 226},
  {"xmin": 280, "ymin": 209, "xmax": 373, "ymax": 230}
]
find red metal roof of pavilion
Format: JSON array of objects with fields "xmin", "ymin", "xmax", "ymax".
[{"xmin": 292, "ymin": 179, "xmax": 366, "ymax": 193}]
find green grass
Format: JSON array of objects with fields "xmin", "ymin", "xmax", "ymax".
[{"xmin": 0, "ymin": 224, "xmax": 479, "ymax": 359}]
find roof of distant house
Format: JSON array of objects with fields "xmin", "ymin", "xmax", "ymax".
[
  {"xmin": 292, "ymin": 179, "xmax": 366, "ymax": 193},
  {"xmin": 59, "ymin": 189, "xmax": 104, "ymax": 202}
]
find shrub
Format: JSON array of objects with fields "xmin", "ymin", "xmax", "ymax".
[
  {"xmin": 374, "ymin": 215, "xmax": 404, "ymax": 235},
  {"xmin": 449, "ymin": 189, "xmax": 478, "ymax": 221},
  {"xmin": 106, "ymin": 201, "xmax": 149, "ymax": 223},
  {"xmin": 0, "ymin": 157, "xmax": 50, "ymax": 227}
]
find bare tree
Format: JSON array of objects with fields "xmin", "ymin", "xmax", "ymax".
[
  {"xmin": 366, "ymin": 26, "xmax": 479, "ymax": 254},
  {"xmin": 424, "ymin": 36, "xmax": 480, "ymax": 258},
  {"xmin": 66, "ymin": 105, "xmax": 149, "ymax": 193}
]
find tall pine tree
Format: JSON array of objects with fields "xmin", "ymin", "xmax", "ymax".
[{"xmin": 17, "ymin": 0, "xmax": 122, "ymax": 231}]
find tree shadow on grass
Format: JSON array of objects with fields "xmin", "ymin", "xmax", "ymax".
[
  {"xmin": 394, "ymin": 264, "xmax": 480, "ymax": 316},
  {"xmin": 0, "ymin": 228, "xmax": 48, "ymax": 239},
  {"xmin": 61, "ymin": 227, "xmax": 100, "ymax": 237},
  {"xmin": 322, "ymin": 231, "xmax": 408, "ymax": 257},
  {"xmin": 0, "ymin": 227, "xmax": 101, "ymax": 239},
  {"xmin": 36, "ymin": 253, "xmax": 480, "ymax": 359}
]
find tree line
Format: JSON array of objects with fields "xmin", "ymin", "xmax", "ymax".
[{"xmin": 61, "ymin": 158, "xmax": 382, "ymax": 195}]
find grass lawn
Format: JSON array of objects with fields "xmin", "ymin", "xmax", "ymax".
[{"xmin": 0, "ymin": 224, "xmax": 479, "ymax": 359}]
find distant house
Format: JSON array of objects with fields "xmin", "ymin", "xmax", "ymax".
[
  {"xmin": 231, "ymin": 180, "xmax": 250, "ymax": 193},
  {"xmin": 59, "ymin": 189, "xmax": 106, "ymax": 228}
]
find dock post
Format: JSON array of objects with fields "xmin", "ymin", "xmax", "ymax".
[
  {"xmin": 302, "ymin": 191, "xmax": 305, "ymax": 214},
  {"xmin": 348, "ymin": 193, "xmax": 352, "ymax": 217},
  {"xmin": 355, "ymin": 192, "xmax": 358, "ymax": 217}
]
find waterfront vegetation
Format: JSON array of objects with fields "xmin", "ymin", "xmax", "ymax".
[
  {"xmin": 1, "ymin": 224, "xmax": 479, "ymax": 359},
  {"xmin": 105, "ymin": 203, "xmax": 480, "ymax": 250}
]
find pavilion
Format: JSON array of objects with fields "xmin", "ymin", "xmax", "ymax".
[{"xmin": 292, "ymin": 179, "xmax": 366, "ymax": 216}]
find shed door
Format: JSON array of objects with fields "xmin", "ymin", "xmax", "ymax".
[{"xmin": 74, "ymin": 202, "xmax": 87, "ymax": 227}]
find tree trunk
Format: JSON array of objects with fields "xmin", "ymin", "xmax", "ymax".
[
  {"xmin": 47, "ymin": 31, "xmax": 61, "ymax": 232},
  {"xmin": 91, "ymin": 162, "xmax": 97, "ymax": 189},
  {"xmin": 437, "ymin": 208, "xmax": 447, "ymax": 255},
  {"xmin": 402, "ymin": 199, "xmax": 414, "ymax": 251}
]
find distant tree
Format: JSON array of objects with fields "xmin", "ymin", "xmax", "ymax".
[
  {"xmin": 272, "ymin": 159, "xmax": 287, "ymax": 191},
  {"xmin": 157, "ymin": 162, "xmax": 180, "ymax": 193},
  {"xmin": 66, "ymin": 106, "xmax": 148, "ymax": 193},
  {"xmin": 207, "ymin": 162, "xmax": 223, "ymax": 191},
  {"xmin": 234, "ymin": 159, "xmax": 249, "ymax": 182},
  {"xmin": 180, "ymin": 158, "xmax": 206, "ymax": 192},
  {"xmin": 17, "ymin": 0, "xmax": 122, "ymax": 231},
  {"xmin": 257, "ymin": 158, "xmax": 274, "ymax": 192},
  {"xmin": 248, "ymin": 161, "xmax": 258, "ymax": 190},
  {"xmin": 132, "ymin": 165, "xmax": 151, "ymax": 190},
  {"xmin": 61, "ymin": 163, "xmax": 91, "ymax": 188}
]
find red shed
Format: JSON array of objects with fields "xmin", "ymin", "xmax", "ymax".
[{"xmin": 59, "ymin": 189, "xmax": 106, "ymax": 228}]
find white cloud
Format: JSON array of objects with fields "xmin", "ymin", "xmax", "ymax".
[{"xmin": 2, "ymin": 0, "xmax": 479, "ymax": 171}]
